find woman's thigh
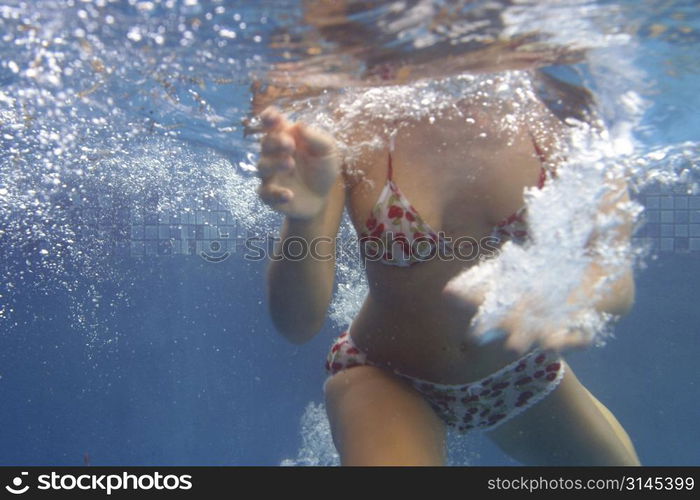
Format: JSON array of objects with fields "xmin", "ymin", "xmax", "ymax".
[
  {"xmin": 324, "ymin": 365, "xmax": 447, "ymax": 466},
  {"xmin": 486, "ymin": 361, "xmax": 640, "ymax": 465}
]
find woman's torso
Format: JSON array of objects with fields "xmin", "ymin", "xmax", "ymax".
[{"xmin": 342, "ymin": 98, "xmax": 560, "ymax": 384}]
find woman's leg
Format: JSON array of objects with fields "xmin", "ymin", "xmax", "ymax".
[
  {"xmin": 324, "ymin": 365, "xmax": 447, "ymax": 466},
  {"xmin": 486, "ymin": 361, "xmax": 640, "ymax": 465}
]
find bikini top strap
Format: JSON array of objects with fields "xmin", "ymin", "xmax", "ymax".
[
  {"xmin": 529, "ymin": 132, "xmax": 558, "ymax": 185},
  {"xmin": 537, "ymin": 164, "xmax": 547, "ymax": 189},
  {"xmin": 529, "ymin": 132, "xmax": 548, "ymax": 164},
  {"xmin": 387, "ymin": 126, "xmax": 398, "ymax": 182},
  {"xmin": 387, "ymin": 152, "xmax": 394, "ymax": 181}
]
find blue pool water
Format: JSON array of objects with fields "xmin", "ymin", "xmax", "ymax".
[{"xmin": 0, "ymin": 0, "xmax": 699, "ymax": 465}]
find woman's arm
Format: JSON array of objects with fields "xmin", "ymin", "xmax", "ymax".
[
  {"xmin": 523, "ymin": 175, "xmax": 637, "ymax": 353},
  {"xmin": 256, "ymin": 107, "xmax": 345, "ymax": 344},
  {"xmin": 577, "ymin": 177, "xmax": 637, "ymax": 318},
  {"xmin": 581, "ymin": 262, "xmax": 635, "ymax": 318},
  {"xmin": 531, "ymin": 104, "xmax": 636, "ymax": 318},
  {"xmin": 267, "ymin": 177, "xmax": 346, "ymax": 343},
  {"xmin": 448, "ymin": 128, "xmax": 638, "ymax": 354}
]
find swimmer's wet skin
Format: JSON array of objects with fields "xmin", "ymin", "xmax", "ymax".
[{"xmin": 257, "ymin": 102, "xmax": 640, "ymax": 466}]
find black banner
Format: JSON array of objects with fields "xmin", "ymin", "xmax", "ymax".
[{"xmin": 0, "ymin": 467, "xmax": 697, "ymax": 498}]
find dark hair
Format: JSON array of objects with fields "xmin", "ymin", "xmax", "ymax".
[{"xmin": 533, "ymin": 68, "xmax": 598, "ymax": 125}]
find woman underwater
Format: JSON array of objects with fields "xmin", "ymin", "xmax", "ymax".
[{"xmin": 253, "ymin": 4, "xmax": 641, "ymax": 467}]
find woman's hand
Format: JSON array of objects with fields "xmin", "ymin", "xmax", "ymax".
[
  {"xmin": 444, "ymin": 277, "xmax": 600, "ymax": 356},
  {"xmin": 256, "ymin": 107, "xmax": 341, "ymax": 220},
  {"xmin": 473, "ymin": 294, "xmax": 599, "ymax": 355}
]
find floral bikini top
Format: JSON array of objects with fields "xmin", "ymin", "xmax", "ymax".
[{"xmin": 358, "ymin": 144, "xmax": 554, "ymax": 267}]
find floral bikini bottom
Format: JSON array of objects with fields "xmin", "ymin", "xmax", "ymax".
[{"xmin": 325, "ymin": 330, "xmax": 566, "ymax": 433}]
